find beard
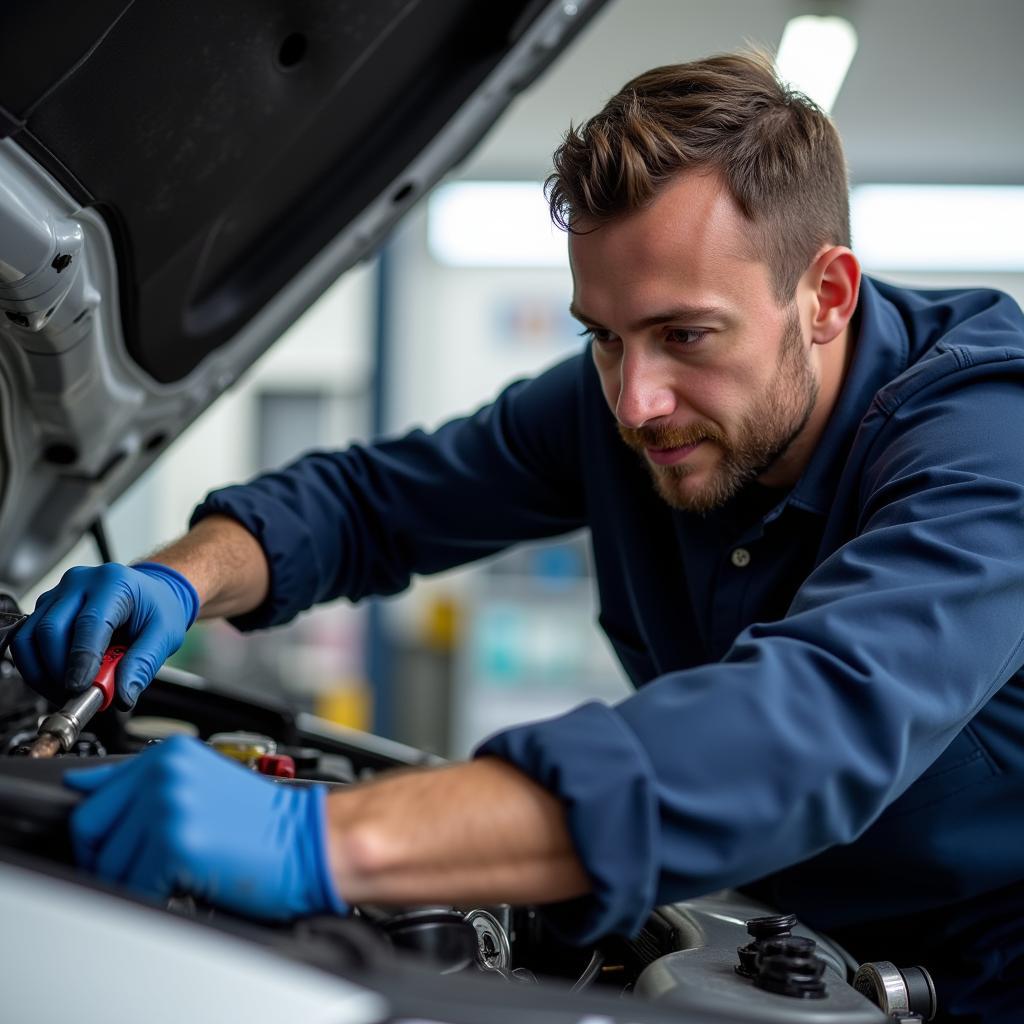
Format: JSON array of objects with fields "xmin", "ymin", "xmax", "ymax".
[{"xmin": 618, "ymin": 306, "xmax": 818, "ymax": 514}]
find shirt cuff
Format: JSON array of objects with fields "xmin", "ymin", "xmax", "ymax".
[
  {"xmin": 189, "ymin": 484, "xmax": 320, "ymax": 632},
  {"xmin": 474, "ymin": 700, "xmax": 660, "ymax": 945}
]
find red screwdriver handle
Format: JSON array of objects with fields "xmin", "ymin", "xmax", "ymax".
[{"xmin": 92, "ymin": 645, "xmax": 128, "ymax": 711}]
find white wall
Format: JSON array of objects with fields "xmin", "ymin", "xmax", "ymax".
[{"xmin": 386, "ymin": 205, "xmax": 575, "ymax": 437}]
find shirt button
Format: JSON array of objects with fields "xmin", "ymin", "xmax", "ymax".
[{"xmin": 730, "ymin": 547, "xmax": 751, "ymax": 568}]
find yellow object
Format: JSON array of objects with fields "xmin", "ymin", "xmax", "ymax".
[
  {"xmin": 316, "ymin": 680, "xmax": 370, "ymax": 731},
  {"xmin": 208, "ymin": 731, "xmax": 277, "ymax": 767},
  {"xmin": 423, "ymin": 594, "xmax": 460, "ymax": 652}
]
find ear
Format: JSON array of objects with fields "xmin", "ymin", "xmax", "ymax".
[{"xmin": 804, "ymin": 246, "xmax": 861, "ymax": 346}]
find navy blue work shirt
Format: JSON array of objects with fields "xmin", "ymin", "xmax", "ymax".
[{"xmin": 192, "ymin": 277, "xmax": 1024, "ymax": 979}]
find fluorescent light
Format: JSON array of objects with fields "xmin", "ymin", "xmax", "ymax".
[
  {"xmin": 428, "ymin": 181, "xmax": 1024, "ymax": 274},
  {"xmin": 852, "ymin": 185, "xmax": 1024, "ymax": 272},
  {"xmin": 775, "ymin": 15, "xmax": 858, "ymax": 114},
  {"xmin": 427, "ymin": 182, "xmax": 567, "ymax": 268}
]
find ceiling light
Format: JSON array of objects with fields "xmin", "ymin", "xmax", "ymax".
[
  {"xmin": 775, "ymin": 14, "xmax": 858, "ymax": 114},
  {"xmin": 427, "ymin": 182, "xmax": 567, "ymax": 268},
  {"xmin": 851, "ymin": 185, "xmax": 1024, "ymax": 271}
]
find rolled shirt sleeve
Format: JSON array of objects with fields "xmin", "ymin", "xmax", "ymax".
[{"xmin": 477, "ymin": 701, "xmax": 660, "ymax": 943}]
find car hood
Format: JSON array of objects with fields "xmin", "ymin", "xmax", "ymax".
[{"xmin": 0, "ymin": 0, "xmax": 603, "ymax": 592}]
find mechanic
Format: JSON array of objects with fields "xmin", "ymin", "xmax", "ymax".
[{"xmin": 14, "ymin": 53, "xmax": 1024, "ymax": 1021}]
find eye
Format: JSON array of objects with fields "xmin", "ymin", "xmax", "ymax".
[
  {"xmin": 665, "ymin": 327, "xmax": 708, "ymax": 347},
  {"xmin": 578, "ymin": 326, "xmax": 619, "ymax": 347}
]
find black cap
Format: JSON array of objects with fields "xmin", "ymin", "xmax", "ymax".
[
  {"xmin": 899, "ymin": 966, "xmax": 937, "ymax": 1021},
  {"xmin": 754, "ymin": 940, "xmax": 826, "ymax": 1000},
  {"xmin": 746, "ymin": 913, "xmax": 797, "ymax": 939}
]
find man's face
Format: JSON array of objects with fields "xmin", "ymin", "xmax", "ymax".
[{"xmin": 569, "ymin": 170, "xmax": 822, "ymax": 514}]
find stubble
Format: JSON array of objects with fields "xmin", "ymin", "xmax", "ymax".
[{"xmin": 618, "ymin": 307, "xmax": 818, "ymax": 514}]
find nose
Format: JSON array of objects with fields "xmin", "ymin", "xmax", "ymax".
[{"xmin": 615, "ymin": 347, "xmax": 676, "ymax": 428}]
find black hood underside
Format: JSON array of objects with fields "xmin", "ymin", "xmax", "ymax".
[{"xmin": 0, "ymin": 0, "xmax": 584, "ymax": 383}]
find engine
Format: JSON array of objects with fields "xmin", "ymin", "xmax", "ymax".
[{"xmin": 0, "ymin": 659, "xmax": 935, "ymax": 1022}]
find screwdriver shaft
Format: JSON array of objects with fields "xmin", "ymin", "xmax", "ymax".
[{"xmin": 29, "ymin": 686, "xmax": 106, "ymax": 759}]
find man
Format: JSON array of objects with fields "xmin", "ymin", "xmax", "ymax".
[{"xmin": 15, "ymin": 53, "xmax": 1024, "ymax": 1021}]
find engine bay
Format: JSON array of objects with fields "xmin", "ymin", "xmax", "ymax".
[{"xmin": 0, "ymin": 658, "xmax": 932, "ymax": 1023}]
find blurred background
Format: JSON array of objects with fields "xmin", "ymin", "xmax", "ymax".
[{"xmin": 27, "ymin": 0, "xmax": 1024, "ymax": 757}]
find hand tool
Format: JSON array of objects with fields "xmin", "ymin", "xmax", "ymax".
[
  {"xmin": 0, "ymin": 592, "xmax": 128, "ymax": 759},
  {"xmin": 26, "ymin": 645, "xmax": 127, "ymax": 758}
]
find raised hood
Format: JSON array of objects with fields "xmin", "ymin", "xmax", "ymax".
[{"xmin": 0, "ymin": 0, "xmax": 603, "ymax": 592}]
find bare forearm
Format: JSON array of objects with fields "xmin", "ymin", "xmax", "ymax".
[
  {"xmin": 147, "ymin": 515, "xmax": 269, "ymax": 620},
  {"xmin": 151, "ymin": 521, "xmax": 586, "ymax": 906},
  {"xmin": 326, "ymin": 757, "xmax": 591, "ymax": 907}
]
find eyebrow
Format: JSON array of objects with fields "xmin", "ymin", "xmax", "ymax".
[{"xmin": 569, "ymin": 304, "xmax": 730, "ymax": 330}]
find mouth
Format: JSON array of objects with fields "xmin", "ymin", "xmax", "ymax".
[{"xmin": 644, "ymin": 440, "xmax": 705, "ymax": 466}]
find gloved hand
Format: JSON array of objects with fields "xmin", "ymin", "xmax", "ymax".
[
  {"xmin": 12, "ymin": 561, "xmax": 199, "ymax": 709},
  {"xmin": 64, "ymin": 735, "xmax": 347, "ymax": 920}
]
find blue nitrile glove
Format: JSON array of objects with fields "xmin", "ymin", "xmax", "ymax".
[
  {"xmin": 64, "ymin": 735, "xmax": 347, "ymax": 920},
  {"xmin": 12, "ymin": 561, "xmax": 199, "ymax": 709}
]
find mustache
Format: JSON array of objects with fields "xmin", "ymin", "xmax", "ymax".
[{"xmin": 618, "ymin": 422, "xmax": 726, "ymax": 451}]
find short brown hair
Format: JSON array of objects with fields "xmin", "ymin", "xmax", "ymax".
[{"xmin": 546, "ymin": 51, "xmax": 850, "ymax": 301}]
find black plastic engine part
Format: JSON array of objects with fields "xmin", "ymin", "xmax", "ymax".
[
  {"xmin": 68, "ymin": 733, "xmax": 106, "ymax": 758},
  {"xmin": 747, "ymin": 913, "xmax": 798, "ymax": 940},
  {"xmin": 754, "ymin": 936, "xmax": 827, "ymax": 999},
  {"xmin": 280, "ymin": 746, "xmax": 321, "ymax": 774},
  {"xmin": 381, "ymin": 908, "xmax": 479, "ymax": 974},
  {"xmin": 736, "ymin": 912, "xmax": 799, "ymax": 977}
]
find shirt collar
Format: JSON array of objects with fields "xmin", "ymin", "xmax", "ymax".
[{"xmin": 786, "ymin": 275, "xmax": 910, "ymax": 516}]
